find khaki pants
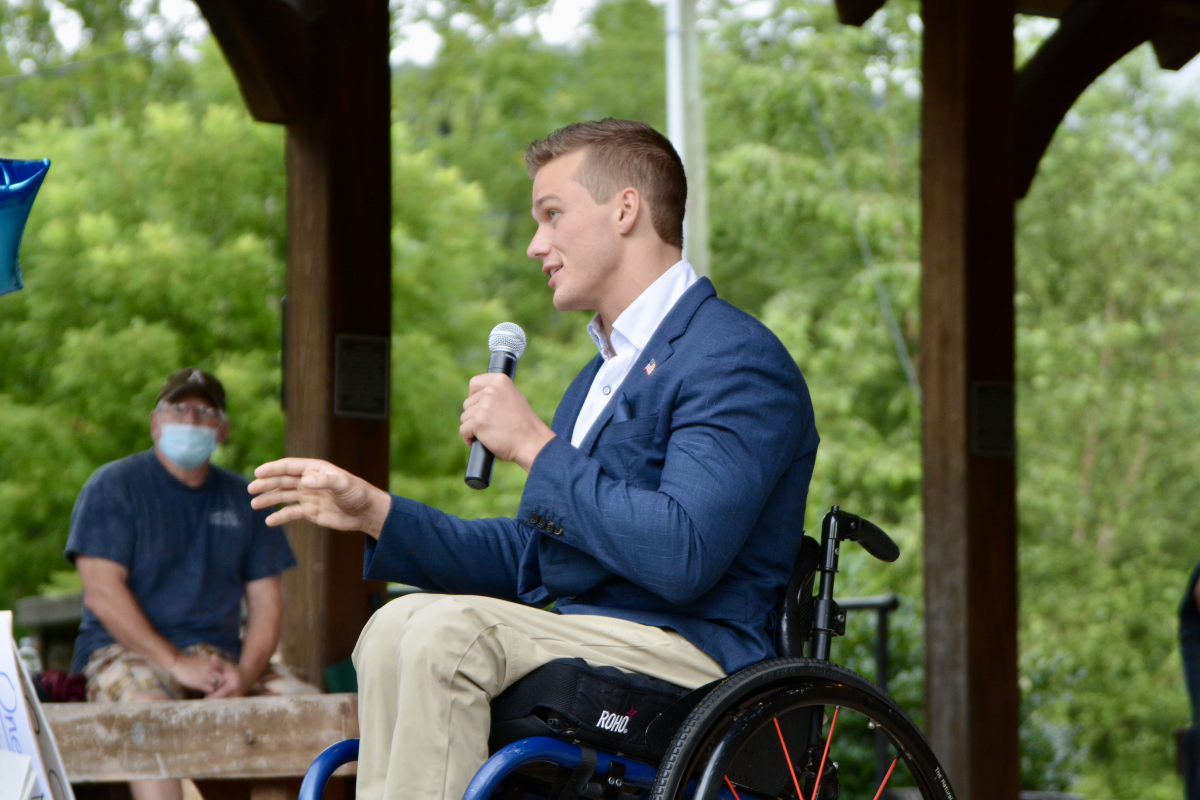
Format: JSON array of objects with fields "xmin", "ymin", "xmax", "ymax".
[{"xmin": 352, "ymin": 594, "xmax": 726, "ymax": 800}]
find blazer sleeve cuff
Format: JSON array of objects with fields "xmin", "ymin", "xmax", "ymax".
[
  {"xmin": 362, "ymin": 494, "xmax": 432, "ymax": 584},
  {"xmin": 517, "ymin": 434, "xmax": 590, "ymax": 545}
]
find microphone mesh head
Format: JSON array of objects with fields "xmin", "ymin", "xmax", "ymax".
[{"xmin": 488, "ymin": 322, "xmax": 526, "ymax": 358}]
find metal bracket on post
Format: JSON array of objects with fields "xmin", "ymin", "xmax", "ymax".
[{"xmin": 812, "ymin": 598, "xmax": 846, "ymax": 637}]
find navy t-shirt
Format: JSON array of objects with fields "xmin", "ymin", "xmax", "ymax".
[{"xmin": 65, "ymin": 450, "xmax": 296, "ymax": 672}]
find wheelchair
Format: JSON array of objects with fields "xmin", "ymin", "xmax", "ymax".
[{"xmin": 299, "ymin": 508, "xmax": 957, "ymax": 800}]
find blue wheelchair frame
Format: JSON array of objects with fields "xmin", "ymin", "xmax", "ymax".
[{"xmin": 297, "ymin": 735, "xmax": 742, "ymax": 800}]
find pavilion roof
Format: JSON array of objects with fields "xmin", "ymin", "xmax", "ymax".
[
  {"xmin": 838, "ymin": 0, "xmax": 1200, "ymax": 74},
  {"xmin": 836, "ymin": 0, "xmax": 1200, "ymax": 196}
]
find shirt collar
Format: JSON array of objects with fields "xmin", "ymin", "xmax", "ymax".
[{"xmin": 586, "ymin": 259, "xmax": 699, "ymax": 360}]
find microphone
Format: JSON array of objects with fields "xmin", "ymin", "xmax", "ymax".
[{"xmin": 464, "ymin": 322, "xmax": 527, "ymax": 490}]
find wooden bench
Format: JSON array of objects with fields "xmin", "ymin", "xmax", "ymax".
[{"xmin": 43, "ymin": 693, "xmax": 358, "ymax": 800}]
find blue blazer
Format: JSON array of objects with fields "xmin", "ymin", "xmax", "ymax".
[{"xmin": 364, "ymin": 279, "xmax": 819, "ymax": 673}]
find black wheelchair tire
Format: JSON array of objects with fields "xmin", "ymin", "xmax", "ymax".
[{"xmin": 649, "ymin": 658, "xmax": 957, "ymax": 800}]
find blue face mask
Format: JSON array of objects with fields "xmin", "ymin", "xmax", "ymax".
[{"xmin": 158, "ymin": 423, "xmax": 218, "ymax": 469}]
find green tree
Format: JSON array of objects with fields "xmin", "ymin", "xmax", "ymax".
[
  {"xmin": 0, "ymin": 0, "xmax": 198, "ymax": 129},
  {"xmin": 2, "ymin": 3, "xmax": 1198, "ymax": 796}
]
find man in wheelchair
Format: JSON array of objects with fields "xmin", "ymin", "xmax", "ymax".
[{"xmin": 249, "ymin": 119, "xmax": 820, "ymax": 800}]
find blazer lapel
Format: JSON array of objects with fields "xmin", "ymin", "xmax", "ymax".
[
  {"xmin": 576, "ymin": 278, "xmax": 717, "ymax": 454},
  {"xmin": 551, "ymin": 355, "xmax": 602, "ymax": 439}
]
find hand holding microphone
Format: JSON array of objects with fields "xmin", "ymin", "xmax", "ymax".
[
  {"xmin": 461, "ymin": 323, "xmax": 555, "ymax": 488},
  {"xmin": 250, "ymin": 322, "xmax": 552, "ymax": 531}
]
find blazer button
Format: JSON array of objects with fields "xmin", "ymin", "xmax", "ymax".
[
  {"xmin": 529, "ymin": 513, "xmax": 540, "ymax": 524},
  {"xmin": 553, "ymin": 526, "xmax": 564, "ymax": 536}
]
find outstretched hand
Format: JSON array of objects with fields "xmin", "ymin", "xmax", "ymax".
[{"xmin": 248, "ymin": 458, "xmax": 392, "ymax": 538}]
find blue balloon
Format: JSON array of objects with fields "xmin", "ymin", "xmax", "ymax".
[{"xmin": 0, "ymin": 158, "xmax": 51, "ymax": 296}]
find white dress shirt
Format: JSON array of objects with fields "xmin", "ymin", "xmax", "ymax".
[{"xmin": 570, "ymin": 259, "xmax": 699, "ymax": 447}]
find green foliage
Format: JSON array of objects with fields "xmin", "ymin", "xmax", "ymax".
[
  {"xmin": 38, "ymin": 569, "xmax": 82, "ymax": 597},
  {"xmin": 0, "ymin": 1, "xmax": 198, "ymax": 129},
  {"xmin": 1016, "ymin": 49, "xmax": 1200, "ymax": 800},
  {"xmin": 0, "ymin": 2, "xmax": 1196, "ymax": 796},
  {"xmin": 704, "ymin": 0, "xmax": 922, "ymax": 314},
  {"xmin": 393, "ymin": 0, "xmax": 667, "ymax": 335}
]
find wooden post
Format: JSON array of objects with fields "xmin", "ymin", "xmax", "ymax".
[
  {"xmin": 195, "ymin": 0, "xmax": 392, "ymax": 688},
  {"xmin": 281, "ymin": 0, "xmax": 392, "ymax": 687},
  {"xmin": 920, "ymin": 0, "xmax": 1019, "ymax": 798}
]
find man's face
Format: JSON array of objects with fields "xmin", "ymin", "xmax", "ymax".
[
  {"xmin": 527, "ymin": 150, "xmax": 622, "ymax": 313},
  {"xmin": 150, "ymin": 393, "xmax": 228, "ymax": 445}
]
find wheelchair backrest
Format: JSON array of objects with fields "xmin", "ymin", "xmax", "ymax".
[{"xmin": 774, "ymin": 534, "xmax": 820, "ymax": 659}]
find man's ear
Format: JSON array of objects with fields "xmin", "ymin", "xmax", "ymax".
[
  {"xmin": 615, "ymin": 187, "xmax": 641, "ymax": 236},
  {"xmin": 217, "ymin": 418, "xmax": 230, "ymax": 446}
]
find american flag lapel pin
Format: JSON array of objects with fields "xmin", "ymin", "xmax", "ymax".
[{"xmin": 644, "ymin": 359, "xmax": 657, "ymax": 376}]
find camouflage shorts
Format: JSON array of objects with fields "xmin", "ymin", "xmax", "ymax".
[{"xmin": 83, "ymin": 643, "xmax": 319, "ymax": 702}]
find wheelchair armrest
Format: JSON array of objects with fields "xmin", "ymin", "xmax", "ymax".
[{"xmin": 299, "ymin": 739, "xmax": 359, "ymax": 800}]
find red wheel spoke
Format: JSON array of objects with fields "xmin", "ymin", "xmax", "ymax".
[
  {"xmin": 870, "ymin": 757, "xmax": 899, "ymax": 800},
  {"xmin": 773, "ymin": 717, "xmax": 806, "ymax": 800},
  {"xmin": 809, "ymin": 707, "xmax": 839, "ymax": 800},
  {"xmin": 723, "ymin": 775, "xmax": 743, "ymax": 800}
]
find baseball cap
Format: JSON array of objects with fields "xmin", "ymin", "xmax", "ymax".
[{"xmin": 157, "ymin": 368, "xmax": 226, "ymax": 412}]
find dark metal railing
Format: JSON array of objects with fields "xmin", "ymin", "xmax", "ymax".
[{"xmin": 839, "ymin": 593, "xmax": 901, "ymax": 787}]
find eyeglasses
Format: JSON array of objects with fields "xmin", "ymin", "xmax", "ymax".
[{"xmin": 159, "ymin": 402, "xmax": 223, "ymax": 423}]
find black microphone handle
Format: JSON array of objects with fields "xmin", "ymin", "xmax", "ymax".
[{"xmin": 464, "ymin": 350, "xmax": 519, "ymax": 490}]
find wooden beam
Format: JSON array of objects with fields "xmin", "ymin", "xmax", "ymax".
[
  {"xmin": 834, "ymin": 0, "xmax": 888, "ymax": 26},
  {"xmin": 193, "ymin": 0, "xmax": 316, "ymax": 124},
  {"xmin": 196, "ymin": 0, "xmax": 392, "ymax": 684},
  {"xmin": 920, "ymin": 1, "xmax": 1020, "ymax": 798},
  {"xmin": 1152, "ymin": 18, "xmax": 1200, "ymax": 69},
  {"xmin": 193, "ymin": 778, "xmax": 303, "ymax": 800},
  {"xmin": 281, "ymin": 0, "xmax": 393, "ymax": 687},
  {"xmin": 14, "ymin": 592, "xmax": 82, "ymax": 628},
  {"xmin": 1015, "ymin": 0, "xmax": 1161, "ymax": 198},
  {"xmin": 44, "ymin": 695, "xmax": 358, "ymax": 782},
  {"xmin": 1015, "ymin": 0, "xmax": 1071, "ymax": 16}
]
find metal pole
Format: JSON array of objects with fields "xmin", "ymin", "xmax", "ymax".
[
  {"xmin": 664, "ymin": 0, "xmax": 709, "ymax": 276},
  {"xmin": 680, "ymin": 0, "xmax": 708, "ymax": 277},
  {"xmin": 665, "ymin": 0, "xmax": 685, "ymax": 157},
  {"xmin": 840, "ymin": 594, "xmax": 899, "ymax": 786}
]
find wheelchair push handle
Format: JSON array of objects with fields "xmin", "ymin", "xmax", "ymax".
[{"xmin": 823, "ymin": 507, "xmax": 900, "ymax": 562}]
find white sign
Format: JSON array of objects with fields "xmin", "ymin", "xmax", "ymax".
[
  {"xmin": 0, "ymin": 611, "xmax": 73, "ymax": 800},
  {"xmin": 0, "ymin": 748, "xmax": 35, "ymax": 800}
]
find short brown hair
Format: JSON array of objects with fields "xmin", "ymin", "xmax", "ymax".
[{"xmin": 525, "ymin": 119, "xmax": 687, "ymax": 249}]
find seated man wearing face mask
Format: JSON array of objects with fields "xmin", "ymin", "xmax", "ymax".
[{"xmin": 65, "ymin": 368, "xmax": 311, "ymax": 800}]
